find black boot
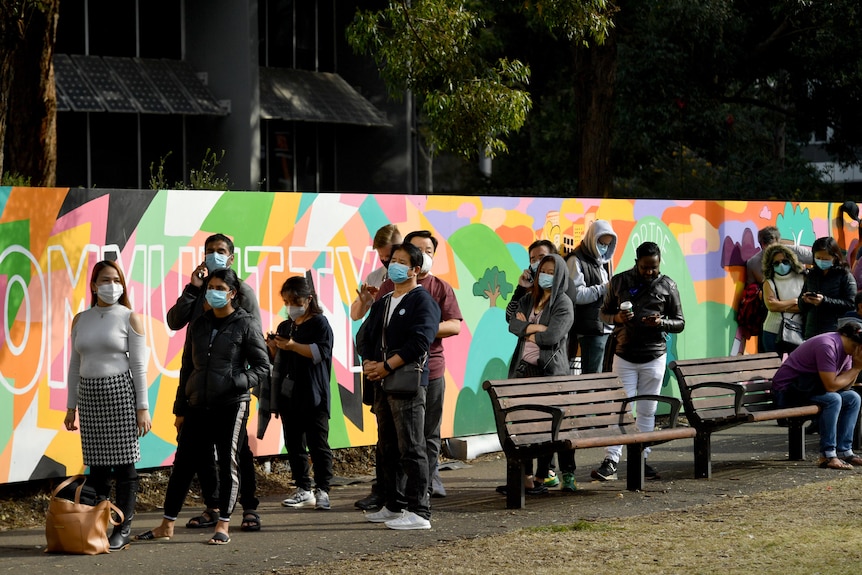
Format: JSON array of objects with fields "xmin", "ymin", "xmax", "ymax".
[{"xmin": 109, "ymin": 478, "xmax": 138, "ymax": 551}]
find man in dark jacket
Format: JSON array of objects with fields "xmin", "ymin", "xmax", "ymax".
[
  {"xmin": 166, "ymin": 233, "xmax": 263, "ymax": 532},
  {"xmin": 357, "ymin": 243, "xmax": 441, "ymax": 530},
  {"xmin": 590, "ymin": 241, "xmax": 685, "ymax": 482}
]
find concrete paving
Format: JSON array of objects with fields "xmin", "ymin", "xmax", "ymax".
[{"xmin": 0, "ymin": 422, "xmax": 849, "ymax": 575}]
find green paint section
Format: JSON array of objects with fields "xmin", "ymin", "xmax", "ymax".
[
  {"xmin": 0, "ymin": 220, "xmax": 32, "ymax": 332},
  {"xmin": 202, "ymin": 193, "xmax": 274, "ymax": 266},
  {"xmin": 461, "ymin": 306, "xmax": 516, "ymax": 393},
  {"xmin": 131, "ymin": 191, "xmax": 192, "ymax": 285},
  {"xmin": 326, "ymin": 369, "xmax": 350, "ymax": 449},
  {"xmin": 453, "ymin": 358, "xmax": 505, "ymax": 436},
  {"xmin": 449, "ymin": 224, "xmax": 520, "ymax": 308},
  {"xmin": 777, "ymin": 202, "xmax": 815, "ymax": 247},
  {"xmin": 0, "ymin": 377, "xmax": 11, "ymax": 459},
  {"xmin": 356, "ymin": 196, "xmax": 391, "ymax": 235}
]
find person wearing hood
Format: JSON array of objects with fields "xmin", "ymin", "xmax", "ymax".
[
  {"xmin": 591, "ymin": 241, "xmax": 685, "ymax": 483},
  {"xmin": 507, "ymin": 253, "xmax": 576, "ymax": 492},
  {"xmin": 567, "ymin": 220, "xmax": 617, "ymax": 374}
]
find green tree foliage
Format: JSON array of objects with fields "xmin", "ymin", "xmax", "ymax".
[
  {"xmin": 348, "ymin": 1, "xmax": 535, "ymax": 157},
  {"xmin": 472, "ymin": 266, "xmax": 513, "ymax": 308}
]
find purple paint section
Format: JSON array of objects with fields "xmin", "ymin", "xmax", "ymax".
[
  {"xmin": 425, "ymin": 210, "xmax": 473, "ymax": 239},
  {"xmin": 521, "ymin": 197, "xmax": 569, "ymax": 223}
]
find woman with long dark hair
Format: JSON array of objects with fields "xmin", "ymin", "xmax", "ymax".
[
  {"xmin": 761, "ymin": 244, "xmax": 805, "ymax": 354},
  {"xmin": 798, "ymin": 236, "xmax": 856, "ymax": 338},
  {"xmin": 135, "ymin": 268, "xmax": 269, "ymax": 545},
  {"xmin": 265, "ymin": 276, "xmax": 335, "ymax": 511},
  {"xmin": 65, "ymin": 260, "xmax": 151, "ymax": 551},
  {"xmin": 507, "ymin": 253, "xmax": 575, "ymax": 492}
]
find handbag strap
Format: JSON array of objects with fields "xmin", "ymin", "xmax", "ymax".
[
  {"xmin": 770, "ymin": 279, "xmax": 790, "ymax": 320},
  {"xmin": 52, "ymin": 475, "xmax": 85, "ymax": 502}
]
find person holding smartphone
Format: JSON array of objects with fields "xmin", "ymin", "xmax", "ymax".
[{"xmin": 798, "ymin": 236, "xmax": 856, "ymax": 339}]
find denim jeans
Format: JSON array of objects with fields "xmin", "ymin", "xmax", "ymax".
[
  {"xmin": 375, "ymin": 385, "xmax": 430, "ymax": 519},
  {"xmin": 578, "ymin": 334, "xmax": 611, "ymax": 374},
  {"xmin": 809, "ymin": 388, "xmax": 861, "ymax": 458}
]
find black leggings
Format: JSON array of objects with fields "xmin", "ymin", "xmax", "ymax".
[{"xmin": 88, "ymin": 463, "xmax": 138, "ymax": 499}]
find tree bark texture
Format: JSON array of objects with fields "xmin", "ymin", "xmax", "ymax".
[
  {"xmin": 573, "ymin": 28, "xmax": 617, "ymax": 198},
  {"xmin": 4, "ymin": 0, "xmax": 59, "ymax": 186}
]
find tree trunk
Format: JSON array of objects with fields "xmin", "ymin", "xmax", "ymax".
[
  {"xmin": 0, "ymin": 3, "xmax": 25, "ymax": 180},
  {"xmin": 5, "ymin": 0, "xmax": 59, "ymax": 186},
  {"xmin": 573, "ymin": 28, "xmax": 618, "ymax": 198}
]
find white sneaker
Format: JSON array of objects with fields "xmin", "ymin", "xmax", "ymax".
[
  {"xmin": 365, "ymin": 507, "xmax": 402, "ymax": 523},
  {"xmin": 385, "ymin": 511, "xmax": 431, "ymax": 530},
  {"xmin": 314, "ymin": 489, "xmax": 330, "ymax": 510},
  {"xmin": 281, "ymin": 488, "xmax": 316, "ymax": 508}
]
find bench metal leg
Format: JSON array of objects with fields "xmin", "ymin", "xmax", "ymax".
[
  {"xmin": 625, "ymin": 445, "xmax": 645, "ymax": 491},
  {"xmin": 694, "ymin": 432, "xmax": 712, "ymax": 479},
  {"xmin": 506, "ymin": 458, "xmax": 525, "ymax": 509},
  {"xmin": 788, "ymin": 420, "xmax": 806, "ymax": 460}
]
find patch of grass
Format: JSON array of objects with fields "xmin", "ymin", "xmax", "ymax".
[{"xmin": 526, "ymin": 520, "xmax": 616, "ymax": 533}]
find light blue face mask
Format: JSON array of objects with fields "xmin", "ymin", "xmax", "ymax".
[
  {"xmin": 537, "ymin": 272, "xmax": 554, "ymax": 290},
  {"xmin": 388, "ymin": 262, "xmax": 411, "ymax": 284},
  {"xmin": 814, "ymin": 258, "xmax": 833, "ymax": 270},
  {"xmin": 205, "ymin": 288, "xmax": 231, "ymax": 309},
  {"xmin": 597, "ymin": 243, "xmax": 610, "ymax": 257},
  {"xmin": 529, "ymin": 260, "xmax": 540, "ymax": 274},
  {"xmin": 774, "ymin": 262, "xmax": 792, "ymax": 276},
  {"xmin": 205, "ymin": 252, "xmax": 229, "ymax": 272}
]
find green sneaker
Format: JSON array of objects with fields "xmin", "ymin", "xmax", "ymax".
[
  {"xmin": 542, "ymin": 470, "xmax": 560, "ymax": 488},
  {"xmin": 561, "ymin": 472, "xmax": 577, "ymax": 492}
]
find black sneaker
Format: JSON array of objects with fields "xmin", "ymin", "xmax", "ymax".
[
  {"xmin": 590, "ymin": 458, "xmax": 618, "ymax": 481},
  {"xmin": 354, "ymin": 492, "xmax": 384, "ymax": 511},
  {"xmin": 644, "ymin": 463, "xmax": 661, "ymax": 480}
]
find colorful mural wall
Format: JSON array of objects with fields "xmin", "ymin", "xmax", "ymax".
[{"xmin": 0, "ymin": 188, "xmax": 854, "ymax": 484}]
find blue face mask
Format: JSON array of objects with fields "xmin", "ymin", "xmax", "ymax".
[
  {"xmin": 814, "ymin": 258, "xmax": 833, "ymax": 270},
  {"xmin": 205, "ymin": 252, "xmax": 229, "ymax": 272},
  {"xmin": 529, "ymin": 260, "xmax": 540, "ymax": 274},
  {"xmin": 205, "ymin": 289, "xmax": 231, "ymax": 309},
  {"xmin": 388, "ymin": 262, "xmax": 411, "ymax": 284},
  {"xmin": 774, "ymin": 262, "xmax": 792, "ymax": 276},
  {"xmin": 537, "ymin": 272, "xmax": 554, "ymax": 290},
  {"xmin": 597, "ymin": 243, "xmax": 610, "ymax": 257}
]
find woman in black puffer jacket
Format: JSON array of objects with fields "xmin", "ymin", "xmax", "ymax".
[{"xmin": 135, "ymin": 268, "xmax": 269, "ymax": 546}]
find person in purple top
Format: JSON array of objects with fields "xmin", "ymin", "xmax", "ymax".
[{"xmin": 772, "ymin": 318, "xmax": 862, "ymax": 470}]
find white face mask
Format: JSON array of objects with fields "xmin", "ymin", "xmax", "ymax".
[
  {"xmin": 97, "ymin": 283, "xmax": 124, "ymax": 305},
  {"xmin": 420, "ymin": 253, "xmax": 433, "ymax": 274}
]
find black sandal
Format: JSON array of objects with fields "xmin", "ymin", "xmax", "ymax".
[
  {"xmin": 240, "ymin": 511, "xmax": 261, "ymax": 532},
  {"xmin": 186, "ymin": 508, "xmax": 219, "ymax": 528}
]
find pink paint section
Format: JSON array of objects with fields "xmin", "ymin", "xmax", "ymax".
[
  {"xmin": 376, "ymin": 196, "xmax": 408, "ymax": 223},
  {"xmin": 51, "ymin": 195, "xmax": 110, "ymax": 238},
  {"xmin": 339, "ymin": 193, "xmax": 367, "ymax": 208},
  {"xmin": 441, "ymin": 324, "xmax": 471, "ymax": 390},
  {"xmin": 456, "ymin": 203, "xmax": 477, "ymax": 219},
  {"xmin": 407, "ymin": 196, "xmax": 427, "ymax": 212}
]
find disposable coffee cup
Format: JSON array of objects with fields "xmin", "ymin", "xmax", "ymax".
[{"xmin": 620, "ymin": 301, "xmax": 632, "ymax": 312}]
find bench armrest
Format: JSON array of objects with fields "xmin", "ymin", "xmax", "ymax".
[
  {"xmin": 501, "ymin": 404, "xmax": 565, "ymax": 441},
  {"xmin": 688, "ymin": 380, "xmax": 765, "ymax": 416},
  {"xmin": 621, "ymin": 395, "xmax": 684, "ymax": 427}
]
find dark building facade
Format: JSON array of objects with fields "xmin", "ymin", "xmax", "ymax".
[{"xmin": 54, "ymin": 0, "xmax": 413, "ymax": 193}]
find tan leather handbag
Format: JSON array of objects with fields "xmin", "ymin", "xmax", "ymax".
[{"xmin": 45, "ymin": 475, "xmax": 123, "ymax": 555}]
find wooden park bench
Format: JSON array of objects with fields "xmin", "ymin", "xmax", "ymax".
[
  {"xmin": 668, "ymin": 352, "xmax": 820, "ymax": 479},
  {"xmin": 483, "ymin": 372, "xmax": 696, "ymax": 509}
]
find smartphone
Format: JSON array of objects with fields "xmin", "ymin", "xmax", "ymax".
[
  {"xmin": 266, "ymin": 332, "xmax": 276, "ymax": 340},
  {"xmin": 804, "ymin": 292, "xmax": 816, "ymax": 298}
]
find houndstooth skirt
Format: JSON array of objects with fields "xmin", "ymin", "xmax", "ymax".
[{"xmin": 78, "ymin": 372, "xmax": 140, "ymax": 467}]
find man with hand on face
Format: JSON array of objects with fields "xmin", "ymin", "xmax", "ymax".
[
  {"xmin": 590, "ymin": 241, "xmax": 685, "ymax": 483},
  {"xmin": 166, "ymin": 233, "xmax": 264, "ymax": 533},
  {"xmin": 350, "ymin": 224, "xmax": 402, "ymax": 321}
]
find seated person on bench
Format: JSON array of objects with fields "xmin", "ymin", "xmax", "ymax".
[{"xmin": 772, "ymin": 318, "xmax": 862, "ymax": 470}]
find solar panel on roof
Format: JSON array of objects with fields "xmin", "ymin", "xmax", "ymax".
[
  {"xmin": 55, "ymin": 82, "xmax": 71, "ymax": 112},
  {"xmin": 138, "ymin": 58, "xmax": 200, "ymax": 115},
  {"xmin": 54, "ymin": 54, "xmax": 104, "ymax": 112},
  {"xmin": 105, "ymin": 57, "xmax": 170, "ymax": 114},
  {"xmin": 71, "ymin": 55, "xmax": 137, "ymax": 113},
  {"xmin": 164, "ymin": 60, "xmax": 226, "ymax": 116}
]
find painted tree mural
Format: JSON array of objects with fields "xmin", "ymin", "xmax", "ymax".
[{"xmin": 472, "ymin": 266, "xmax": 513, "ymax": 308}]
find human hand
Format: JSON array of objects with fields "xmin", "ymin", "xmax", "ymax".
[
  {"xmin": 174, "ymin": 415, "xmax": 184, "ymax": 433},
  {"xmin": 363, "ymin": 360, "xmax": 387, "ymax": 381},
  {"xmin": 518, "ymin": 269, "xmax": 533, "ymax": 288},
  {"xmin": 191, "ymin": 262, "xmax": 207, "ymax": 288},
  {"xmin": 802, "ymin": 292, "xmax": 823, "ymax": 306},
  {"xmin": 852, "ymin": 345, "xmax": 862, "ymax": 369},
  {"xmin": 136, "ymin": 409, "xmax": 152, "ymax": 437},
  {"xmin": 274, "ymin": 335, "xmax": 292, "ymax": 351},
  {"xmin": 64, "ymin": 409, "xmax": 78, "ymax": 431},
  {"xmin": 616, "ymin": 310, "xmax": 634, "ymax": 323},
  {"xmin": 515, "ymin": 312, "xmax": 527, "ymax": 322},
  {"xmin": 642, "ymin": 314, "xmax": 662, "ymax": 327}
]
